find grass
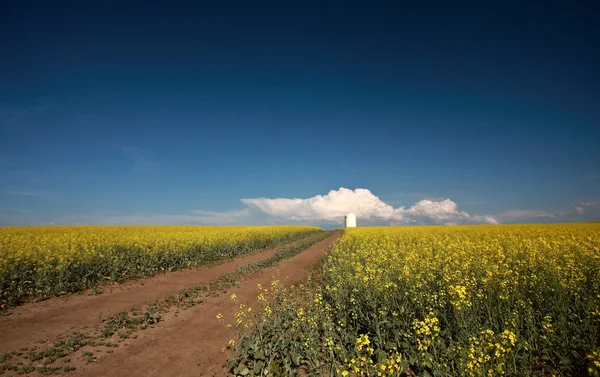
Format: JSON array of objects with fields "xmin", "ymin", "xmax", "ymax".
[{"xmin": 82, "ymin": 351, "xmax": 94, "ymax": 363}]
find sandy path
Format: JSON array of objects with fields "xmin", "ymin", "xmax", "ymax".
[
  {"xmin": 0, "ymin": 235, "xmax": 318, "ymax": 354},
  {"xmin": 72, "ymin": 231, "xmax": 340, "ymax": 377}
]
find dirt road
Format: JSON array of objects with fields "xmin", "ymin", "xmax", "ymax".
[{"xmin": 0, "ymin": 231, "xmax": 340, "ymax": 376}]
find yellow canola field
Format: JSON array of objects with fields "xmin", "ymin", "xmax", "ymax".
[
  {"xmin": 229, "ymin": 224, "xmax": 600, "ymax": 376},
  {"xmin": 325, "ymin": 224, "xmax": 600, "ymax": 376},
  {"xmin": 0, "ymin": 225, "xmax": 321, "ymax": 307}
]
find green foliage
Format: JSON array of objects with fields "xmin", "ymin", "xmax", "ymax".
[
  {"xmin": 0, "ymin": 226, "xmax": 322, "ymax": 308},
  {"xmin": 0, "ymin": 230, "xmax": 331, "ymax": 376},
  {"xmin": 228, "ymin": 224, "xmax": 600, "ymax": 376}
]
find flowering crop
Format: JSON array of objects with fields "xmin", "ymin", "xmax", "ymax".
[
  {"xmin": 0, "ymin": 225, "xmax": 321, "ymax": 307},
  {"xmin": 228, "ymin": 224, "xmax": 600, "ymax": 376}
]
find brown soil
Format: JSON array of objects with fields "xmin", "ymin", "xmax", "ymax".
[
  {"xmin": 70, "ymin": 232, "xmax": 340, "ymax": 377},
  {"xmin": 0, "ymin": 231, "xmax": 340, "ymax": 376},
  {"xmin": 0, "ymin": 234, "xmax": 326, "ymax": 354}
]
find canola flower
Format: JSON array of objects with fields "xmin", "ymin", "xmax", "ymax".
[
  {"xmin": 0, "ymin": 225, "xmax": 321, "ymax": 307},
  {"xmin": 227, "ymin": 223, "xmax": 600, "ymax": 376}
]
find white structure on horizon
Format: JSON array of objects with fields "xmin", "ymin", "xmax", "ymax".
[{"xmin": 344, "ymin": 212, "xmax": 357, "ymax": 228}]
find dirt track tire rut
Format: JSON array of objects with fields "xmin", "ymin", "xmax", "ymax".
[
  {"xmin": 0, "ymin": 233, "xmax": 324, "ymax": 354},
  {"xmin": 72, "ymin": 231, "xmax": 340, "ymax": 377}
]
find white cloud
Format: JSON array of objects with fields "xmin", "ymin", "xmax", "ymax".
[
  {"xmin": 495, "ymin": 210, "xmax": 558, "ymax": 221},
  {"xmin": 242, "ymin": 188, "xmax": 392, "ymax": 221},
  {"xmin": 469, "ymin": 215, "xmax": 500, "ymax": 224},
  {"xmin": 28, "ymin": 187, "xmax": 597, "ymax": 227},
  {"xmin": 42, "ymin": 188, "xmax": 498, "ymax": 226},
  {"xmin": 573, "ymin": 200, "xmax": 600, "ymax": 216},
  {"xmin": 581, "ymin": 201, "xmax": 600, "ymax": 207},
  {"xmin": 242, "ymin": 187, "xmax": 497, "ymax": 225},
  {"xmin": 188, "ymin": 209, "xmax": 252, "ymax": 223},
  {"xmin": 15, "ymin": 187, "xmax": 595, "ymax": 226},
  {"xmin": 6, "ymin": 190, "xmax": 47, "ymax": 197},
  {"xmin": 55, "ymin": 209, "xmax": 253, "ymax": 226},
  {"xmin": 405, "ymin": 199, "xmax": 467, "ymax": 221}
]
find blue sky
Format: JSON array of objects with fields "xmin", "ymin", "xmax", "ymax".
[{"xmin": 1, "ymin": 1, "xmax": 599, "ymax": 226}]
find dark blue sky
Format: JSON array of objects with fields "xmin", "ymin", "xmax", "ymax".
[{"xmin": 1, "ymin": 1, "xmax": 599, "ymax": 225}]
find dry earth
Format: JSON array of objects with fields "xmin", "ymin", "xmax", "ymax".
[{"xmin": 0, "ymin": 231, "xmax": 340, "ymax": 376}]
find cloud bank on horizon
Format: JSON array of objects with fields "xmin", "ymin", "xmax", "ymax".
[
  {"xmin": 241, "ymin": 188, "xmax": 498, "ymax": 225},
  {"xmin": 11, "ymin": 187, "xmax": 596, "ymax": 226}
]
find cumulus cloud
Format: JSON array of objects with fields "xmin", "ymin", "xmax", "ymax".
[
  {"xmin": 242, "ymin": 188, "xmax": 497, "ymax": 225},
  {"xmin": 41, "ymin": 188, "xmax": 498, "ymax": 226},
  {"xmin": 25, "ymin": 187, "xmax": 596, "ymax": 226}
]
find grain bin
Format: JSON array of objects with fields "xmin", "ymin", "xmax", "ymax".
[{"xmin": 345, "ymin": 212, "xmax": 357, "ymax": 228}]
